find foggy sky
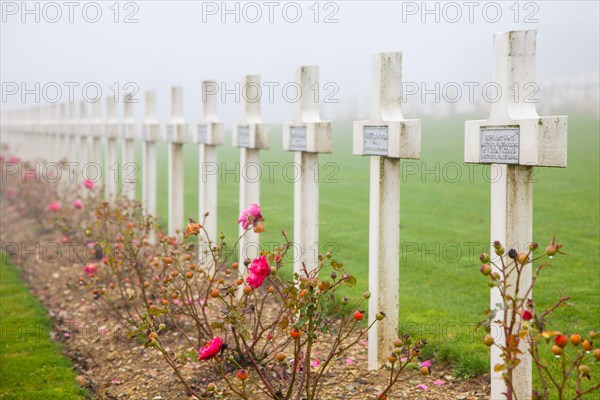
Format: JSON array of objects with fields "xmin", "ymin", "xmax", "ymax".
[{"xmin": 1, "ymin": 1, "xmax": 599, "ymax": 123}]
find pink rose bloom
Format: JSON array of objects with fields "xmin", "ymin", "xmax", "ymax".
[
  {"xmin": 24, "ymin": 171, "xmax": 37, "ymax": 182},
  {"xmin": 8, "ymin": 156, "xmax": 20, "ymax": 164},
  {"xmin": 73, "ymin": 199, "xmax": 83, "ymax": 209},
  {"xmin": 83, "ymin": 179, "xmax": 94, "ymax": 189},
  {"xmin": 246, "ymin": 256, "xmax": 270, "ymax": 289},
  {"xmin": 237, "ymin": 203, "xmax": 263, "ymax": 230},
  {"xmin": 48, "ymin": 201, "xmax": 61, "ymax": 212},
  {"xmin": 198, "ymin": 336, "xmax": 224, "ymax": 361},
  {"xmin": 84, "ymin": 263, "xmax": 97, "ymax": 276},
  {"xmin": 61, "ymin": 236, "xmax": 69, "ymax": 243}
]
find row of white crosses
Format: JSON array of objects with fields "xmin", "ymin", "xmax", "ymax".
[{"xmin": 0, "ymin": 29, "xmax": 568, "ymax": 399}]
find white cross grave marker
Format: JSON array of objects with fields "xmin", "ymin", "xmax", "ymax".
[
  {"xmin": 24, "ymin": 107, "xmax": 37, "ymax": 161},
  {"xmin": 90, "ymin": 99, "xmax": 104, "ymax": 183},
  {"xmin": 58, "ymin": 103, "xmax": 68, "ymax": 161},
  {"xmin": 282, "ymin": 65, "xmax": 332, "ymax": 275},
  {"xmin": 41, "ymin": 106, "xmax": 52, "ymax": 161},
  {"xmin": 233, "ymin": 75, "xmax": 269, "ymax": 277},
  {"xmin": 197, "ymin": 80, "xmax": 224, "ymax": 265},
  {"xmin": 141, "ymin": 90, "xmax": 160, "ymax": 219},
  {"xmin": 353, "ymin": 52, "xmax": 421, "ymax": 370},
  {"xmin": 17, "ymin": 108, "xmax": 29, "ymax": 160},
  {"xmin": 78, "ymin": 100, "xmax": 89, "ymax": 169},
  {"xmin": 464, "ymin": 29, "xmax": 567, "ymax": 400},
  {"xmin": 67, "ymin": 101, "xmax": 78, "ymax": 163},
  {"xmin": 50, "ymin": 104, "xmax": 60, "ymax": 162},
  {"xmin": 121, "ymin": 92, "xmax": 138, "ymax": 199},
  {"xmin": 166, "ymin": 86, "xmax": 188, "ymax": 236},
  {"xmin": 105, "ymin": 96, "xmax": 120, "ymax": 199},
  {"xmin": 31, "ymin": 107, "xmax": 42, "ymax": 160}
]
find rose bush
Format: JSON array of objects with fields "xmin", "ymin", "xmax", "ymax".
[
  {"xmin": 478, "ymin": 238, "xmax": 599, "ymax": 399},
  {"xmin": 1, "ymin": 147, "xmax": 432, "ymax": 399}
]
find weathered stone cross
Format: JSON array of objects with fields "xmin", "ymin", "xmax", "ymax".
[
  {"xmin": 233, "ymin": 75, "xmax": 269, "ymax": 277},
  {"xmin": 282, "ymin": 65, "xmax": 332, "ymax": 275},
  {"xmin": 66, "ymin": 102, "xmax": 77, "ymax": 163},
  {"xmin": 196, "ymin": 80, "xmax": 224, "ymax": 265},
  {"xmin": 121, "ymin": 92, "xmax": 137, "ymax": 199},
  {"xmin": 78, "ymin": 100, "xmax": 89, "ymax": 169},
  {"xmin": 165, "ymin": 86, "xmax": 188, "ymax": 236},
  {"xmin": 353, "ymin": 52, "xmax": 421, "ymax": 370},
  {"xmin": 104, "ymin": 96, "xmax": 119, "ymax": 199},
  {"xmin": 141, "ymin": 90, "xmax": 160, "ymax": 219},
  {"xmin": 464, "ymin": 29, "xmax": 567, "ymax": 399},
  {"xmin": 58, "ymin": 103, "xmax": 67, "ymax": 161},
  {"xmin": 90, "ymin": 99, "xmax": 103, "ymax": 178}
]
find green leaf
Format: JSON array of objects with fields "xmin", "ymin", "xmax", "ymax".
[{"xmin": 344, "ymin": 275, "xmax": 357, "ymax": 287}]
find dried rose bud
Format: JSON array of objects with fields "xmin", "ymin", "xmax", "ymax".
[
  {"xmin": 184, "ymin": 220, "xmax": 202, "ymax": 237},
  {"xmin": 570, "ymin": 334, "xmax": 582, "ymax": 346},
  {"xmin": 480, "ymin": 264, "xmax": 492, "ymax": 276},
  {"xmin": 483, "ymin": 335, "xmax": 494, "ymax": 347}
]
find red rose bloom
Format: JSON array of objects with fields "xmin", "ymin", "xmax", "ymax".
[
  {"xmin": 83, "ymin": 263, "xmax": 98, "ymax": 276},
  {"xmin": 198, "ymin": 337, "xmax": 224, "ymax": 361},
  {"xmin": 246, "ymin": 256, "xmax": 270, "ymax": 289},
  {"xmin": 522, "ymin": 310, "xmax": 532, "ymax": 321}
]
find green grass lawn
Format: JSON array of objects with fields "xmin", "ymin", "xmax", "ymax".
[
  {"xmin": 126, "ymin": 114, "xmax": 599, "ymax": 384},
  {"xmin": 0, "ymin": 256, "xmax": 87, "ymax": 399}
]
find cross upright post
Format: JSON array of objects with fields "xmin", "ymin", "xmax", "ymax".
[
  {"xmin": 196, "ymin": 80, "xmax": 224, "ymax": 267},
  {"xmin": 40, "ymin": 106, "xmax": 52, "ymax": 161},
  {"xmin": 141, "ymin": 90, "xmax": 160, "ymax": 219},
  {"xmin": 78, "ymin": 100, "xmax": 89, "ymax": 169},
  {"xmin": 282, "ymin": 65, "xmax": 332, "ymax": 275},
  {"xmin": 166, "ymin": 86, "xmax": 188, "ymax": 236},
  {"xmin": 67, "ymin": 101, "xmax": 78, "ymax": 163},
  {"xmin": 31, "ymin": 106, "xmax": 42, "ymax": 160},
  {"xmin": 105, "ymin": 96, "xmax": 120, "ymax": 199},
  {"xmin": 58, "ymin": 103, "xmax": 68, "ymax": 161},
  {"xmin": 50, "ymin": 104, "xmax": 60, "ymax": 162},
  {"xmin": 233, "ymin": 75, "xmax": 269, "ymax": 281},
  {"xmin": 464, "ymin": 29, "xmax": 567, "ymax": 400},
  {"xmin": 90, "ymin": 99, "xmax": 104, "ymax": 180},
  {"xmin": 121, "ymin": 92, "xmax": 138, "ymax": 200},
  {"xmin": 353, "ymin": 52, "xmax": 421, "ymax": 370}
]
